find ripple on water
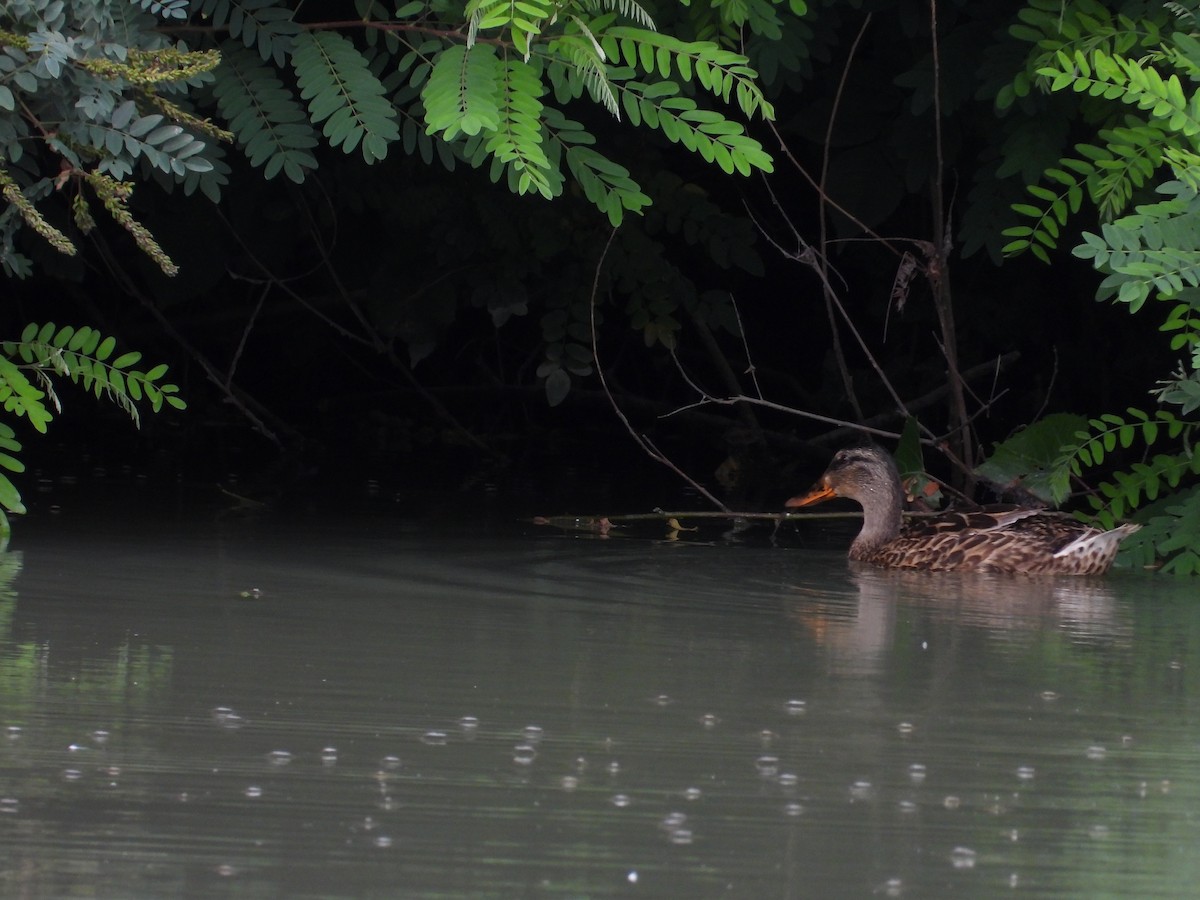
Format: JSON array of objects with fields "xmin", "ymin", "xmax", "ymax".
[
  {"xmin": 950, "ymin": 846, "xmax": 977, "ymax": 870},
  {"xmin": 755, "ymin": 756, "xmax": 779, "ymax": 778},
  {"xmin": 211, "ymin": 707, "xmax": 244, "ymax": 729},
  {"xmin": 849, "ymin": 781, "xmax": 873, "ymax": 801}
]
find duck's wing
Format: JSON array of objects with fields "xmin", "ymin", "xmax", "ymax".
[
  {"xmin": 881, "ymin": 507, "xmax": 1130, "ymax": 574},
  {"xmin": 903, "ymin": 504, "xmax": 1045, "ymax": 538}
]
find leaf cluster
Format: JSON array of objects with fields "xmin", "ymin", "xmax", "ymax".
[
  {"xmin": 981, "ymin": 407, "xmax": 1200, "ymax": 574},
  {"xmin": 2, "ymin": 0, "xmax": 790, "ymax": 276},
  {"xmin": 0, "ymin": 322, "xmax": 185, "ymax": 520}
]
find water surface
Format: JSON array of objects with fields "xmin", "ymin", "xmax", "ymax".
[{"xmin": 0, "ymin": 507, "xmax": 1197, "ymax": 898}]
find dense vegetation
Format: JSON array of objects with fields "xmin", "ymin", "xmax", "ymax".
[{"xmin": 1, "ymin": 0, "xmax": 1197, "ymax": 569}]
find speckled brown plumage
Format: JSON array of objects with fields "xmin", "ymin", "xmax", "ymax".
[{"xmin": 787, "ymin": 446, "xmax": 1140, "ymax": 575}]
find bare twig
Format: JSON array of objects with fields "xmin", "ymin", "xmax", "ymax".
[
  {"xmin": 728, "ymin": 294, "xmax": 764, "ymax": 399},
  {"xmin": 816, "ymin": 12, "xmax": 874, "ymax": 422},
  {"xmin": 227, "ymin": 283, "xmax": 267, "ymax": 390},
  {"xmin": 926, "ymin": 0, "xmax": 975, "ymax": 483},
  {"xmin": 589, "ymin": 229, "xmax": 733, "ymax": 512}
]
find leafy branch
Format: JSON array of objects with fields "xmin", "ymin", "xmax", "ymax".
[{"xmin": 0, "ymin": 323, "xmax": 185, "ymax": 521}]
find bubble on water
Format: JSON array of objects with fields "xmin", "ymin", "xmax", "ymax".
[
  {"xmin": 1137, "ymin": 781, "xmax": 1148, "ymax": 799},
  {"xmin": 1088, "ymin": 824, "xmax": 1110, "ymax": 840},
  {"xmin": 458, "ymin": 716, "xmax": 479, "ymax": 731},
  {"xmin": 1016, "ymin": 765, "xmax": 1036, "ymax": 781},
  {"xmin": 1168, "ymin": 660, "xmax": 1183, "ymax": 670},
  {"xmin": 380, "ymin": 755, "xmax": 402, "ymax": 770},
  {"xmin": 683, "ymin": 786, "xmax": 702, "ymax": 801},
  {"xmin": 785, "ymin": 699, "xmax": 807, "ymax": 716},
  {"xmin": 560, "ymin": 776, "xmax": 579, "ymax": 792},
  {"xmin": 897, "ymin": 800, "xmax": 918, "ymax": 815},
  {"xmin": 0, "ymin": 798, "xmax": 18, "ymax": 814},
  {"xmin": 1008, "ymin": 829, "xmax": 1020, "ymax": 842},
  {"xmin": 1008, "ymin": 873, "xmax": 1020, "ymax": 889},
  {"xmin": 266, "ymin": 750, "xmax": 293, "ymax": 766},
  {"xmin": 782, "ymin": 802, "xmax": 805, "ymax": 817},
  {"xmin": 949, "ymin": 847, "xmax": 977, "ymax": 870},
  {"xmin": 215, "ymin": 864, "xmax": 237, "ymax": 877},
  {"xmin": 943, "ymin": 795, "xmax": 961, "ymax": 810},
  {"xmin": 244, "ymin": 785, "xmax": 262, "ymax": 799},
  {"xmin": 606, "ymin": 760, "xmax": 621, "ymax": 775},
  {"xmin": 1086, "ymin": 745, "xmax": 1107, "ymax": 761},
  {"xmin": 61, "ymin": 769, "xmax": 83, "ymax": 782},
  {"xmin": 908, "ymin": 764, "xmax": 927, "ymax": 784},
  {"xmin": 522, "ymin": 725, "xmax": 545, "ymax": 742},
  {"xmin": 699, "ymin": 714, "xmax": 720, "ymax": 729},
  {"xmin": 777, "ymin": 772, "xmax": 798, "ymax": 788},
  {"xmin": 91, "ymin": 730, "xmax": 110, "ymax": 745},
  {"xmin": 378, "ymin": 796, "xmax": 397, "ymax": 812},
  {"xmin": 1039, "ymin": 691, "xmax": 1060, "ymax": 702},
  {"xmin": 373, "ymin": 835, "xmax": 393, "ymax": 849},
  {"xmin": 68, "ymin": 743, "xmax": 87, "ymax": 752},
  {"xmin": 896, "ymin": 722, "xmax": 915, "ymax": 735},
  {"xmin": 1160, "ymin": 779, "xmax": 1172, "ymax": 795},
  {"xmin": 573, "ymin": 756, "xmax": 588, "ymax": 773},
  {"xmin": 849, "ymin": 781, "xmax": 873, "ymax": 801},
  {"xmin": 759, "ymin": 730, "xmax": 779, "ymax": 745},
  {"xmin": 880, "ymin": 877, "xmax": 903, "ymax": 897},
  {"xmin": 321, "ymin": 747, "xmax": 338, "ymax": 765},
  {"xmin": 5, "ymin": 726, "xmax": 21, "ymax": 740},
  {"xmin": 610, "ymin": 793, "xmax": 632, "ymax": 808},
  {"xmin": 102, "ymin": 766, "xmax": 121, "ymax": 778},
  {"xmin": 421, "ymin": 731, "xmax": 448, "ymax": 746},
  {"xmin": 755, "ymin": 756, "xmax": 779, "ymax": 778},
  {"xmin": 651, "ymin": 694, "xmax": 673, "ymax": 707},
  {"xmin": 512, "ymin": 744, "xmax": 537, "ymax": 766}
]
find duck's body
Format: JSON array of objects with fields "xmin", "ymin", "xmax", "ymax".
[{"xmin": 787, "ymin": 446, "xmax": 1140, "ymax": 575}]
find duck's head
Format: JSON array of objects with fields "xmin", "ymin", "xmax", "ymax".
[{"xmin": 785, "ymin": 445, "xmax": 901, "ymax": 508}]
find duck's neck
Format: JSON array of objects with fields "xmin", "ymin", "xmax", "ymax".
[{"xmin": 849, "ymin": 477, "xmax": 905, "ymax": 561}]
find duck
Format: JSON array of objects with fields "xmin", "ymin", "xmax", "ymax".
[{"xmin": 786, "ymin": 445, "xmax": 1141, "ymax": 574}]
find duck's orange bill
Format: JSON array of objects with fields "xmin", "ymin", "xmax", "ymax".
[{"xmin": 785, "ymin": 484, "xmax": 837, "ymax": 508}]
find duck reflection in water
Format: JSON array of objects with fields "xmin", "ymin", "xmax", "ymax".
[{"xmin": 784, "ymin": 568, "xmax": 1129, "ymax": 676}]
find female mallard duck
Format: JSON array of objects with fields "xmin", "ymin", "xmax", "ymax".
[{"xmin": 787, "ymin": 445, "xmax": 1140, "ymax": 574}]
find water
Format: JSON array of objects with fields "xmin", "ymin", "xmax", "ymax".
[{"xmin": 0, "ymin": 507, "xmax": 1197, "ymax": 898}]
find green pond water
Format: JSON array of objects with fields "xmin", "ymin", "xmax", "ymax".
[{"xmin": 0, "ymin": 500, "xmax": 1196, "ymax": 898}]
